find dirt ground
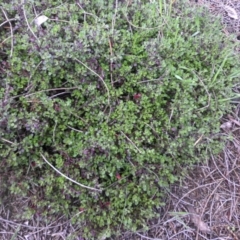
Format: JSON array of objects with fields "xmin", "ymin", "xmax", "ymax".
[{"xmin": 1, "ymin": 1, "xmax": 240, "ymax": 239}]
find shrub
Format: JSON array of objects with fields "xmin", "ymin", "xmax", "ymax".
[{"xmin": 1, "ymin": 0, "xmax": 240, "ymax": 238}]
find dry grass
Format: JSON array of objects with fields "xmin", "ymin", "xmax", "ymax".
[
  {"xmin": 192, "ymin": 0, "xmax": 240, "ymax": 34},
  {"xmin": 0, "ymin": 206, "xmax": 84, "ymax": 240},
  {"xmin": 1, "ymin": 1, "xmax": 240, "ymax": 239},
  {"xmin": 119, "ymin": 106, "xmax": 240, "ymax": 240},
  {"xmin": 2, "ymin": 109, "xmax": 240, "ymax": 239}
]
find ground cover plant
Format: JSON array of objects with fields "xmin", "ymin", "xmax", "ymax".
[{"xmin": 1, "ymin": 0, "xmax": 240, "ymax": 238}]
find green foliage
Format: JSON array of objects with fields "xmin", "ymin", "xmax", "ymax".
[{"xmin": 1, "ymin": 0, "xmax": 240, "ymax": 238}]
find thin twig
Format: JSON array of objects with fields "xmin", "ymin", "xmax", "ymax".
[
  {"xmin": 0, "ymin": 35, "xmax": 12, "ymax": 46},
  {"xmin": 135, "ymin": 232, "xmax": 163, "ymax": 240},
  {"xmin": 22, "ymin": 2, "xmax": 39, "ymax": 41},
  {"xmin": 75, "ymin": 0, "xmax": 99, "ymax": 20},
  {"xmin": 68, "ymin": 126, "xmax": 83, "ymax": 133},
  {"xmin": 0, "ymin": 18, "xmax": 16, "ymax": 28},
  {"xmin": 1, "ymin": 7, "xmax": 14, "ymax": 57},
  {"xmin": 120, "ymin": 131, "xmax": 143, "ymax": 154},
  {"xmin": 109, "ymin": 37, "xmax": 114, "ymax": 87},
  {"xmin": 52, "ymin": 120, "xmax": 57, "ymax": 143},
  {"xmin": 11, "ymin": 87, "xmax": 79, "ymax": 99},
  {"xmin": 0, "ymin": 138, "xmax": 16, "ymax": 145},
  {"xmin": 40, "ymin": 153, "xmax": 102, "ymax": 192},
  {"xmin": 174, "ymin": 179, "xmax": 223, "ymax": 209},
  {"xmin": 197, "ymin": 77, "xmax": 211, "ymax": 111},
  {"xmin": 74, "ymin": 58, "xmax": 110, "ymax": 105},
  {"xmin": 211, "ymin": 153, "xmax": 240, "ymax": 187},
  {"xmin": 26, "ymin": 60, "xmax": 43, "ymax": 92},
  {"xmin": 123, "ymin": 0, "xmax": 164, "ymax": 30},
  {"xmin": 194, "ymin": 134, "xmax": 203, "ymax": 146},
  {"xmin": 197, "ymin": 180, "xmax": 222, "ymax": 239}
]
